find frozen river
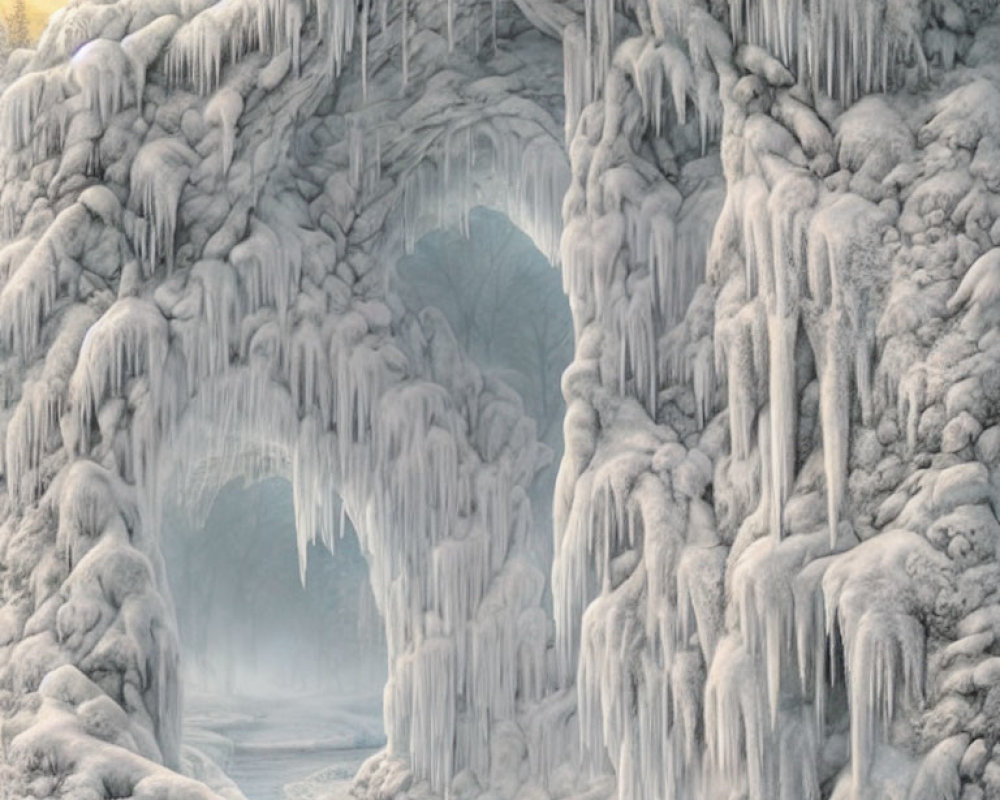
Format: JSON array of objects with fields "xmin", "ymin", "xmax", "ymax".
[
  {"xmin": 229, "ymin": 744, "xmax": 377, "ymax": 800},
  {"xmin": 183, "ymin": 693, "xmax": 385, "ymax": 800}
]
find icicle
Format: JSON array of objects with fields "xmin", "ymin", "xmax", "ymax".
[
  {"xmin": 285, "ymin": 0, "xmax": 304, "ymax": 75},
  {"xmin": 0, "ymin": 241, "xmax": 60, "ymax": 362},
  {"xmin": 67, "ymin": 297, "xmax": 169, "ymax": 458},
  {"xmin": 130, "ymin": 139, "xmax": 198, "ymax": 274},
  {"xmin": 231, "ymin": 217, "xmax": 291, "ymax": 324},
  {"xmin": 165, "ymin": 9, "xmax": 225, "ymax": 95},
  {"xmin": 69, "ymin": 39, "xmax": 133, "ymax": 126},
  {"xmin": 204, "ymin": 88, "xmax": 244, "ymax": 178},
  {"xmin": 563, "ymin": 22, "xmax": 591, "ymax": 143},
  {"xmin": 715, "ymin": 299, "xmax": 765, "ymax": 462},
  {"xmin": 394, "ymin": 639, "xmax": 457, "ymax": 793},
  {"xmin": 517, "ymin": 608, "xmax": 548, "ymax": 703},
  {"xmin": 767, "ymin": 312, "xmax": 796, "ymax": 540},
  {"xmin": 5, "ymin": 305, "xmax": 98, "ymax": 505},
  {"xmin": 447, "ymin": 0, "xmax": 455, "ymax": 51},
  {"xmin": 292, "ymin": 416, "xmax": 340, "ymax": 583},
  {"xmin": 821, "ymin": 532, "xmax": 938, "ymax": 798},
  {"xmin": 660, "ymin": 178, "xmax": 723, "ymax": 330},
  {"xmin": 615, "ymin": 290, "xmax": 657, "ymax": 415},
  {"xmin": 473, "ymin": 0, "xmax": 481, "ymax": 54},
  {"xmin": 316, "ymin": 0, "xmax": 356, "ymax": 75},
  {"xmin": 705, "ymin": 635, "xmax": 773, "ymax": 800},
  {"xmin": 583, "ymin": 0, "xmax": 615, "ymax": 105},
  {"xmin": 740, "ymin": 177, "xmax": 772, "ymax": 301},
  {"xmin": 491, "ymin": 0, "xmax": 497, "ymax": 54},
  {"xmin": 763, "ymin": 174, "xmax": 814, "ymax": 539},
  {"xmin": 791, "ymin": 559, "xmax": 832, "ymax": 739},
  {"xmin": 0, "ymin": 71, "xmax": 53, "ymax": 155},
  {"xmin": 805, "ymin": 195, "xmax": 886, "ymax": 544},
  {"xmin": 625, "ymin": 38, "xmax": 695, "ymax": 136},
  {"xmin": 191, "ymin": 259, "xmax": 240, "ymax": 378},
  {"xmin": 514, "ymin": 137, "xmax": 570, "ymax": 266},
  {"xmin": 401, "ymin": 0, "xmax": 410, "ymax": 88},
  {"xmin": 6, "ymin": 382, "xmax": 61, "ymax": 506},
  {"xmin": 819, "ymin": 330, "xmax": 849, "ymax": 546},
  {"xmin": 361, "ymin": 0, "xmax": 370, "ymax": 99},
  {"xmin": 432, "ymin": 534, "xmax": 490, "ymax": 634}
]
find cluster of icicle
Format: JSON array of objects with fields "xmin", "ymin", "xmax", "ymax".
[
  {"xmin": 727, "ymin": 0, "xmax": 929, "ymax": 104},
  {"xmin": 553, "ymin": 6, "xmax": 731, "ymax": 798},
  {"xmin": 164, "ymin": 0, "xmax": 307, "ymax": 94},
  {"xmin": 551, "ymin": 0, "xmax": 996, "ymax": 799},
  {"xmin": 563, "ymin": 0, "xmax": 727, "ymax": 149},
  {"xmin": 559, "ymin": 1, "xmax": 727, "ymax": 420}
]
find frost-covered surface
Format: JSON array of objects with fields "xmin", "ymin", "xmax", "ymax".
[{"xmin": 4, "ymin": 0, "xmax": 1000, "ymax": 799}]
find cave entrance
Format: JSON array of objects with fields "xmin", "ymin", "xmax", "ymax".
[
  {"xmin": 141, "ymin": 204, "xmax": 571, "ymax": 798},
  {"xmin": 161, "ymin": 476, "xmax": 387, "ymax": 800}
]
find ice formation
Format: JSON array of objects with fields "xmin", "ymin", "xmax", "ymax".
[{"xmin": 2, "ymin": 0, "xmax": 1000, "ymax": 799}]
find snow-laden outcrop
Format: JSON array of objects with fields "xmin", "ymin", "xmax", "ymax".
[{"xmin": 3, "ymin": 0, "xmax": 1000, "ymax": 799}]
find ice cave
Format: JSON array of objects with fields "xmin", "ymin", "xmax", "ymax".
[{"xmin": 3, "ymin": 0, "xmax": 1000, "ymax": 798}]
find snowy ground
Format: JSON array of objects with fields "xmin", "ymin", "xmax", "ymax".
[{"xmin": 183, "ymin": 692, "xmax": 386, "ymax": 800}]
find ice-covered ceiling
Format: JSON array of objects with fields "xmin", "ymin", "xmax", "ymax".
[{"xmin": 2, "ymin": 0, "xmax": 1000, "ymax": 799}]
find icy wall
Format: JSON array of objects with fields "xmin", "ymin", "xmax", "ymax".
[
  {"xmin": 3, "ymin": 0, "xmax": 1000, "ymax": 799},
  {"xmin": 554, "ymin": 1, "xmax": 1000, "ymax": 800}
]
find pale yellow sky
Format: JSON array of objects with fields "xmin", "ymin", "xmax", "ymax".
[{"xmin": 1, "ymin": 0, "xmax": 69, "ymax": 40}]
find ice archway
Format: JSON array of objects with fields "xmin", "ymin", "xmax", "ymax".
[{"xmin": 4, "ymin": 0, "xmax": 1000, "ymax": 799}]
